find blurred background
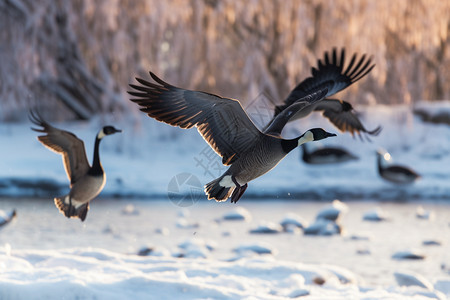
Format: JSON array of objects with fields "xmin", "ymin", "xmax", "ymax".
[
  {"xmin": 1, "ymin": 0, "xmax": 449, "ymax": 122},
  {"xmin": 1, "ymin": 3, "xmax": 450, "ymax": 294}
]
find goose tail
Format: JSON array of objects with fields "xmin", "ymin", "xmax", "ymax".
[
  {"xmin": 204, "ymin": 176, "xmax": 234, "ymax": 202},
  {"xmin": 54, "ymin": 195, "xmax": 89, "ymax": 222}
]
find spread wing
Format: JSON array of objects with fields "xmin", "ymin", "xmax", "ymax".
[
  {"xmin": 128, "ymin": 72, "xmax": 264, "ymax": 165},
  {"xmin": 264, "ymin": 88, "xmax": 328, "ymax": 136},
  {"xmin": 315, "ymin": 99, "xmax": 382, "ymax": 141},
  {"xmin": 275, "ymin": 48, "xmax": 375, "ymax": 115},
  {"xmin": 29, "ymin": 110, "xmax": 90, "ymax": 184}
]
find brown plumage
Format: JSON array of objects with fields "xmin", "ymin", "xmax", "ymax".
[
  {"xmin": 274, "ymin": 48, "xmax": 381, "ymax": 141},
  {"xmin": 30, "ymin": 111, "xmax": 121, "ymax": 221}
]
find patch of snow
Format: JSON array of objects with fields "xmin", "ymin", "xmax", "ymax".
[
  {"xmin": 363, "ymin": 207, "xmax": 389, "ymax": 221},
  {"xmin": 394, "ymin": 271, "xmax": 434, "ymax": 290},
  {"xmin": 121, "ymin": 204, "xmax": 140, "ymax": 216},
  {"xmin": 392, "ymin": 250, "xmax": 426, "ymax": 260},
  {"xmin": 279, "ymin": 213, "xmax": 308, "ymax": 230},
  {"xmin": 316, "ymin": 199, "xmax": 348, "ymax": 221},
  {"xmin": 422, "ymin": 240, "xmax": 442, "ymax": 246},
  {"xmin": 222, "ymin": 207, "xmax": 252, "ymax": 221},
  {"xmin": 416, "ymin": 205, "xmax": 435, "ymax": 220},
  {"xmin": 249, "ymin": 221, "xmax": 283, "ymax": 234},
  {"xmin": 303, "ymin": 219, "xmax": 342, "ymax": 236},
  {"xmin": 233, "ymin": 242, "xmax": 277, "ymax": 255},
  {"xmin": 0, "ymin": 247, "xmax": 436, "ymax": 299}
]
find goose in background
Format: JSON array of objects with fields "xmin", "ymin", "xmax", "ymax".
[
  {"xmin": 376, "ymin": 149, "xmax": 420, "ymax": 184},
  {"xmin": 129, "ymin": 72, "xmax": 336, "ymax": 203},
  {"xmin": 301, "ymin": 143, "xmax": 358, "ymax": 165},
  {"xmin": 273, "ymin": 48, "xmax": 381, "ymax": 141},
  {"xmin": 0, "ymin": 209, "xmax": 16, "ymax": 228},
  {"xmin": 30, "ymin": 111, "xmax": 121, "ymax": 221}
]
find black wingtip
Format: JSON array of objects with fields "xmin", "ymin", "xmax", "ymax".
[
  {"xmin": 367, "ymin": 125, "xmax": 382, "ymax": 136},
  {"xmin": 28, "ymin": 109, "xmax": 47, "ymax": 132},
  {"xmin": 149, "ymin": 71, "xmax": 171, "ymax": 87}
]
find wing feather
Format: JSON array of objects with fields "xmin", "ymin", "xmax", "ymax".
[
  {"xmin": 277, "ymin": 48, "xmax": 375, "ymax": 114},
  {"xmin": 29, "ymin": 111, "xmax": 90, "ymax": 184},
  {"xmin": 128, "ymin": 72, "xmax": 263, "ymax": 165}
]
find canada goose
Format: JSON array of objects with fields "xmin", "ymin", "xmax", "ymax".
[
  {"xmin": 129, "ymin": 72, "xmax": 336, "ymax": 203},
  {"xmin": 30, "ymin": 111, "xmax": 121, "ymax": 221},
  {"xmin": 376, "ymin": 150, "xmax": 420, "ymax": 184},
  {"xmin": 301, "ymin": 143, "xmax": 358, "ymax": 164},
  {"xmin": 274, "ymin": 48, "xmax": 381, "ymax": 140}
]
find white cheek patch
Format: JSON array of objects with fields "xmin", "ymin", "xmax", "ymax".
[
  {"xmin": 298, "ymin": 131, "xmax": 313, "ymax": 146},
  {"xmin": 97, "ymin": 129, "xmax": 106, "ymax": 139},
  {"xmin": 219, "ymin": 175, "xmax": 236, "ymax": 188}
]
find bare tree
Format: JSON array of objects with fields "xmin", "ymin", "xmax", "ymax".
[{"xmin": 0, "ymin": 0, "xmax": 449, "ymax": 122}]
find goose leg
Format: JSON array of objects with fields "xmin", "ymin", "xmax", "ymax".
[
  {"xmin": 67, "ymin": 198, "xmax": 74, "ymax": 218},
  {"xmin": 230, "ymin": 176, "xmax": 248, "ymax": 203},
  {"xmin": 235, "ymin": 183, "xmax": 248, "ymax": 203}
]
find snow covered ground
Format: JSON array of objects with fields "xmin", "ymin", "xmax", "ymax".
[
  {"xmin": 0, "ymin": 104, "xmax": 450, "ymax": 299},
  {"xmin": 1, "ymin": 199, "xmax": 449, "ymax": 299}
]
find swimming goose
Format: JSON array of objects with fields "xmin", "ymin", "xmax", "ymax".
[
  {"xmin": 274, "ymin": 48, "xmax": 381, "ymax": 140},
  {"xmin": 376, "ymin": 150, "xmax": 420, "ymax": 184},
  {"xmin": 30, "ymin": 111, "xmax": 121, "ymax": 221},
  {"xmin": 301, "ymin": 143, "xmax": 358, "ymax": 164},
  {"xmin": 129, "ymin": 72, "xmax": 336, "ymax": 203}
]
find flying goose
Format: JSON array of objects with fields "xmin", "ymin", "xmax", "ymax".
[
  {"xmin": 301, "ymin": 143, "xmax": 358, "ymax": 164},
  {"xmin": 274, "ymin": 48, "xmax": 381, "ymax": 140},
  {"xmin": 30, "ymin": 111, "xmax": 121, "ymax": 221},
  {"xmin": 376, "ymin": 150, "xmax": 420, "ymax": 184},
  {"xmin": 129, "ymin": 72, "xmax": 336, "ymax": 203}
]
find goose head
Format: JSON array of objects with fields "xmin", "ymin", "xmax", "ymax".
[
  {"xmin": 97, "ymin": 126, "xmax": 122, "ymax": 139},
  {"xmin": 298, "ymin": 128, "xmax": 336, "ymax": 146}
]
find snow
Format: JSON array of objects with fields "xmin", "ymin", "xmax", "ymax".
[
  {"xmin": 392, "ymin": 250, "xmax": 426, "ymax": 260},
  {"xmin": 394, "ymin": 271, "xmax": 434, "ymax": 290},
  {"xmin": 416, "ymin": 205, "xmax": 435, "ymax": 220},
  {"xmin": 363, "ymin": 207, "xmax": 390, "ymax": 222},
  {"xmin": 0, "ymin": 199, "xmax": 449, "ymax": 299},
  {"xmin": 2, "ymin": 105, "xmax": 450, "ymax": 201},
  {"xmin": 0, "ymin": 104, "xmax": 450, "ymax": 299},
  {"xmin": 222, "ymin": 207, "xmax": 252, "ymax": 221},
  {"xmin": 315, "ymin": 199, "xmax": 348, "ymax": 221},
  {"xmin": 249, "ymin": 221, "xmax": 283, "ymax": 234},
  {"xmin": 279, "ymin": 213, "xmax": 308, "ymax": 230},
  {"xmin": 1, "ymin": 246, "xmax": 448, "ymax": 300}
]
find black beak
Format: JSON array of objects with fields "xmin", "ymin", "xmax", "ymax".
[{"xmin": 327, "ymin": 132, "xmax": 337, "ymax": 137}]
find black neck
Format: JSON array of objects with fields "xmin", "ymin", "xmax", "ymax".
[
  {"xmin": 88, "ymin": 137, "xmax": 103, "ymax": 176},
  {"xmin": 281, "ymin": 136, "xmax": 301, "ymax": 154},
  {"xmin": 377, "ymin": 155, "xmax": 384, "ymax": 173},
  {"xmin": 301, "ymin": 144, "xmax": 309, "ymax": 160}
]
